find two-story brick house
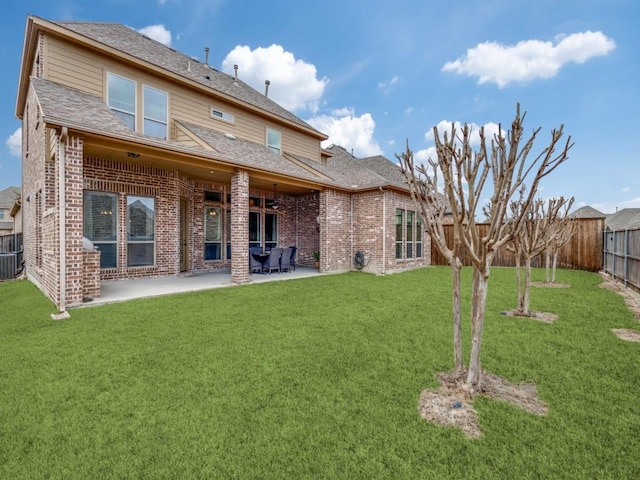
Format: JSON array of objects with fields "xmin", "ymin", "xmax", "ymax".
[{"xmin": 15, "ymin": 15, "xmax": 430, "ymax": 312}]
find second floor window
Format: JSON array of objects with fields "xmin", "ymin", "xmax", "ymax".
[
  {"xmin": 266, "ymin": 128, "xmax": 281, "ymax": 155},
  {"xmin": 107, "ymin": 73, "xmax": 136, "ymax": 130},
  {"xmin": 143, "ymin": 85, "xmax": 168, "ymax": 139}
]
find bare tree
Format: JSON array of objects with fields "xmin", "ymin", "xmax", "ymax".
[
  {"xmin": 398, "ymin": 140, "xmax": 464, "ymax": 376},
  {"xmin": 544, "ymin": 199, "xmax": 577, "ymax": 283},
  {"xmin": 400, "ymin": 104, "xmax": 572, "ymax": 392},
  {"xmin": 508, "ymin": 196, "xmax": 573, "ymax": 315}
]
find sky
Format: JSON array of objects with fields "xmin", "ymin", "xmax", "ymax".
[{"xmin": 1, "ymin": 0, "xmax": 638, "ymax": 214}]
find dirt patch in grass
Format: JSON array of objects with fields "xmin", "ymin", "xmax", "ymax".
[
  {"xmin": 418, "ymin": 370, "xmax": 548, "ymax": 438},
  {"xmin": 599, "ymin": 273, "xmax": 640, "ymax": 320},
  {"xmin": 532, "ymin": 281, "xmax": 570, "ymax": 289},
  {"xmin": 501, "ymin": 309, "xmax": 558, "ymax": 323},
  {"xmin": 612, "ymin": 329, "xmax": 640, "ymax": 343}
]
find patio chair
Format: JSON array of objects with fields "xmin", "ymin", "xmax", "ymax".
[
  {"xmin": 263, "ymin": 247, "xmax": 282, "ymax": 274},
  {"xmin": 249, "ymin": 247, "xmax": 264, "ymax": 273},
  {"xmin": 289, "ymin": 246, "xmax": 297, "ymax": 271},
  {"xmin": 280, "ymin": 247, "xmax": 292, "ymax": 272}
]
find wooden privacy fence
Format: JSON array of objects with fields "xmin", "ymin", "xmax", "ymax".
[
  {"xmin": 430, "ymin": 219, "xmax": 603, "ymax": 272},
  {"xmin": 602, "ymin": 229, "xmax": 640, "ymax": 293}
]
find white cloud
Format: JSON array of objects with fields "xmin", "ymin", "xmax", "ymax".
[
  {"xmin": 222, "ymin": 44, "xmax": 328, "ymax": 114},
  {"xmin": 425, "ymin": 120, "xmax": 502, "ymax": 145},
  {"xmin": 6, "ymin": 128, "xmax": 21, "ymax": 156},
  {"xmin": 442, "ymin": 31, "xmax": 615, "ymax": 87},
  {"xmin": 307, "ymin": 109, "xmax": 382, "ymax": 157},
  {"xmin": 137, "ymin": 24, "xmax": 172, "ymax": 46},
  {"xmin": 378, "ymin": 75, "xmax": 401, "ymax": 93}
]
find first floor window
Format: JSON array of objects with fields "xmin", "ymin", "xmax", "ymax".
[
  {"xmin": 395, "ymin": 209, "xmax": 422, "ymax": 260},
  {"xmin": 416, "ymin": 216, "xmax": 423, "ymax": 257},
  {"xmin": 127, "ymin": 196, "xmax": 155, "ymax": 266},
  {"xmin": 265, "ymin": 213, "xmax": 278, "ymax": 250},
  {"xmin": 395, "ymin": 209, "xmax": 404, "ymax": 259},
  {"xmin": 406, "ymin": 211, "xmax": 414, "ymax": 259},
  {"xmin": 204, "ymin": 207, "xmax": 222, "ymax": 260},
  {"xmin": 226, "ymin": 209, "xmax": 232, "ymax": 259},
  {"xmin": 84, "ymin": 191, "xmax": 118, "ymax": 269},
  {"xmin": 249, "ymin": 211, "xmax": 261, "ymax": 250}
]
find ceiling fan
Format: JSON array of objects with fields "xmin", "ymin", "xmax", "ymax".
[{"xmin": 266, "ymin": 183, "xmax": 278, "ymax": 209}]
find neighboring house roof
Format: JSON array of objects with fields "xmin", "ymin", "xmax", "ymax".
[
  {"xmin": 52, "ymin": 20, "xmax": 324, "ymax": 138},
  {"xmin": 0, "ymin": 187, "xmax": 20, "ymax": 231},
  {"xmin": 0, "ymin": 186, "xmax": 20, "ymax": 209},
  {"xmin": 571, "ymin": 205, "xmax": 606, "ymax": 219},
  {"xmin": 605, "ymin": 208, "xmax": 640, "ymax": 231}
]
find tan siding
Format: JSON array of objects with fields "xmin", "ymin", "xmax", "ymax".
[
  {"xmin": 46, "ymin": 37, "xmax": 103, "ymax": 96},
  {"xmin": 44, "ymin": 34, "xmax": 322, "ymax": 162}
]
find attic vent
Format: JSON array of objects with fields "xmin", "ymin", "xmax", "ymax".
[
  {"xmin": 211, "ymin": 108, "xmax": 234, "ymax": 123},
  {"xmin": 224, "ymin": 133, "xmax": 237, "ymax": 140}
]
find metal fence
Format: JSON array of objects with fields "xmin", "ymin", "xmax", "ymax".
[
  {"xmin": 602, "ymin": 229, "xmax": 640, "ymax": 293},
  {"xmin": 0, "ymin": 233, "xmax": 23, "ymax": 281}
]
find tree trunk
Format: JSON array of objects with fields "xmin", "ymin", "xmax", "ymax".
[
  {"xmin": 466, "ymin": 267, "xmax": 489, "ymax": 391},
  {"xmin": 522, "ymin": 256, "xmax": 532, "ymax": 315},
  {"xmin": 452, "ymin": 260, "xmax": 463, "ymax": 376},
  {"xmin": 545, "ymin": 249, "xmax": 551, "ymax": 283},
  {"xmin": 515, "ymin": 251, "xmax": 524, "ymax": 312},
  {"xmin": 552, "ymin": 251, "xmax": 558, "ymax": 283}
]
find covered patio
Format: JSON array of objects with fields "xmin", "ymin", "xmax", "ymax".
[{"xmin": 78, "ymin": 266, "xmax": 324, "ymax": 308}]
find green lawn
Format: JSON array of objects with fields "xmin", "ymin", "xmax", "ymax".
[{"xmin": 1, "ymin": 267, "xmax": 639, "ymax": 479}]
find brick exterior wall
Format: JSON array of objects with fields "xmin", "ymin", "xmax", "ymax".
[
  {"xmin": 319, "ymin": 187, "xmax": 431, "ymax": 276},
  {"xmin": 82, "ymin": 249, "xmax": 100, "ymax": 300}
]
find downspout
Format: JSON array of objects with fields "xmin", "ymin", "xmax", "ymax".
[
  {"xmin": 380, "ymin": 187, "xmax": 386, "ymax": 274},
  {"xmin": 52, "ymin": 127, "xmax": 70, "ymax": 320},
  {"xmin": 350, "ymin": 192, "xmax": 354, "ymax": 269}
]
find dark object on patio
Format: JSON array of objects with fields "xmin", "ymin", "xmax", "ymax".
[
  {"xmin": 263, "ymin": 247, "xmax": 282, "ymax": 274},
  {"xmin": 280, "ymin": 247, "xmax": 293, "ymax": 272},
  {"xmin": 289, "ymin": 246, "xmax": 297, "ymax": 271},
  {"xmin": 249, "ymin": 247, "xmax": 264, "ymax": 273}
]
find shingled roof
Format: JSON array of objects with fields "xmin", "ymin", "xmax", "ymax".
[
  {"xmin": 605, "ymin": 208, "xmax": 640, "ymax": 231},
  {"xmin": 176, "ymin": 121, "xmax": 339, "ymax": 186},
  {"xmin": 52, "ymin": 20, "xmax": 323, "ymax": 136},
  {"xmin": 0, "ymin": 186, "xmax": 21, "ymax": 209},
  {"xmin": 571, "ymin": 205, "xmax": 606, "ymax": 219},
  {"xmin": 293, "ymin": 145, "xmax": 410, "ymax": 191}
]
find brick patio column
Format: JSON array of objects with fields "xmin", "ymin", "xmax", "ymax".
[{"xmin": 230, "ymin": 169, "xmax": 249, "ymax": 284}]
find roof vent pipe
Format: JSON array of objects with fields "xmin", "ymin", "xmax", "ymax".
[
  {"xmin": 234, "ymin": 64, "xmax": 238, "ymax": 81},
  {"xmin": 204, "ymin": 47, "xmax": 210, "ymax": 65},
  {"xmin": 264, "ymin": 80, "xmax": 270, "ymax": 97}
]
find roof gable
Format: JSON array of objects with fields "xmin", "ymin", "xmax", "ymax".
[
  {"xmin": 51, "ymin": 20, "xmax": 324, "ymax": 137},
  {"xmin": 0, "ymin": 187, "xmax": 21, "ymax": 208}
]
